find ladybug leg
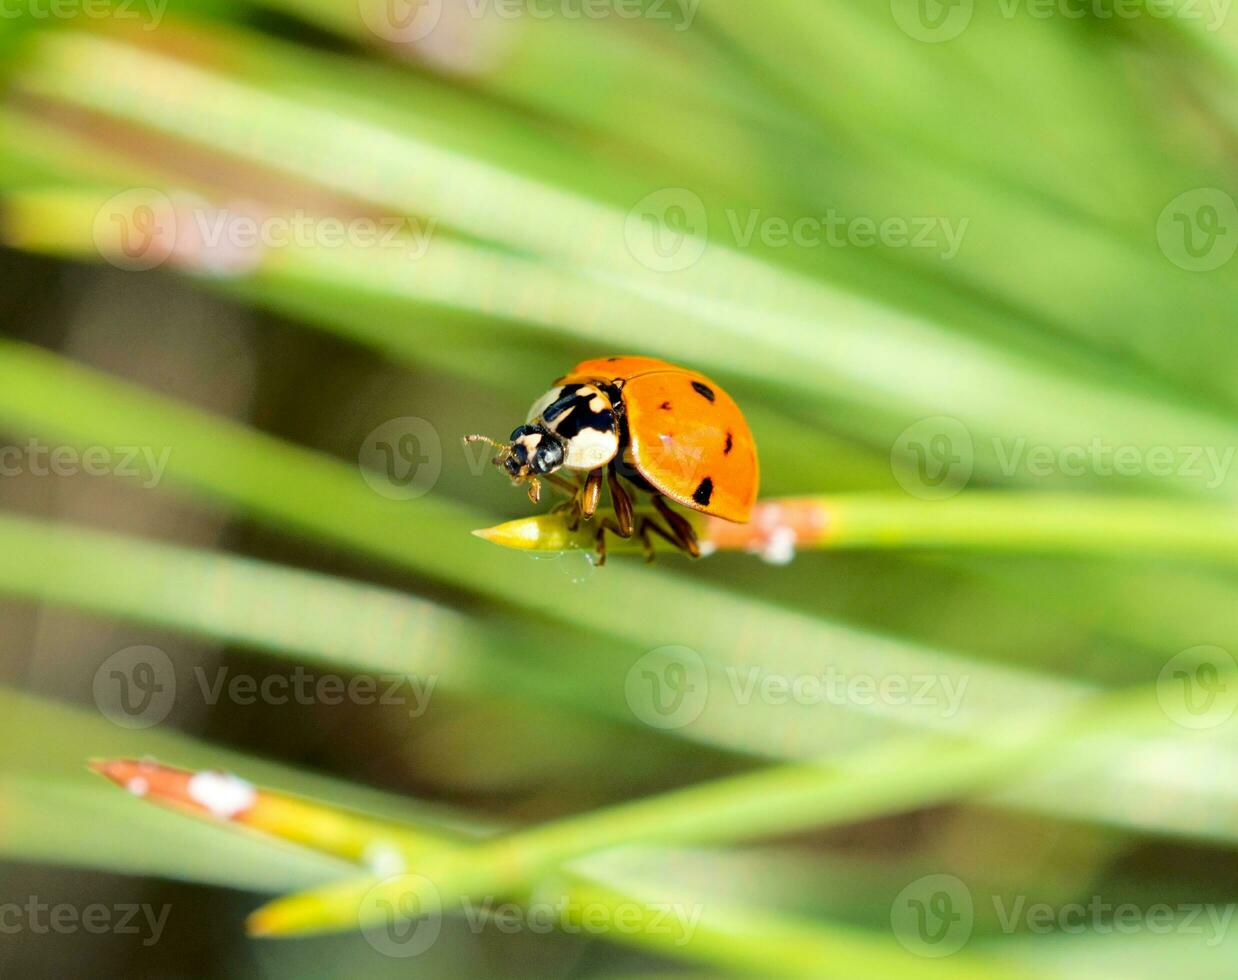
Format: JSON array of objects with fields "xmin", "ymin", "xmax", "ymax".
[
  {"xmin": 606, "ymin": 466, "xmax": 635, "ymax": 538},
  {"xmin": 591, "ymin": 513, "xmax": 683, "ymax": 564},
  {"xmin": 544, "ymin": 472, "xmax": 584, "ymax": 529},
  {"xmin": 635, "ymin": 517, "xmax": 680, "ymax": 563},
  {"xmin": 592, "ymin": 516, "xmax": 628, "ymax": 567},
  {"xmin": 651, "ymin": 495, "xmax": 701, "ymax": 558},
  {"xmin": 581, "ymin": 468, "xmax": 604, "ymax": 520}
]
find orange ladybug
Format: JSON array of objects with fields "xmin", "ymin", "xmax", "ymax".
[{"xmin": 468, "ymin": 356, "xmax": 758, "ymax": 562}]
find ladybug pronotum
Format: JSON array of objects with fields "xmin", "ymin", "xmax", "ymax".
[{"xmin": 468, "ymin": 356, "xmax": 759, "ymax": 562}]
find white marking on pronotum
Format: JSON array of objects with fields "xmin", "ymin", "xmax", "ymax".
[
  {"xmin": 127, "ymin": 776, "xmax": 150, "ymax": 797},
  {"xmin": 564, "ymin": 427, "xmax": 619, "ymax": 470},
  {"xmin": 187, "ymin": 771, "xmax": 258, "ymax": 819}
]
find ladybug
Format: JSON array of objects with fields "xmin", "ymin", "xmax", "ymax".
[{"xmin": 467, "ymin": 356, "xmax": 758, "ymax": 562}]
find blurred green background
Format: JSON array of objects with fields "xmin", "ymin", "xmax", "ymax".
[{"xmin": 0, "ymin": 0, "xmax": 1237, "ymax": 976}]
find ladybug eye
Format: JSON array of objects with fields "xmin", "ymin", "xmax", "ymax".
[{"xmin": 533, "ymin": 439, "xmax": 564, "ymax": 474}]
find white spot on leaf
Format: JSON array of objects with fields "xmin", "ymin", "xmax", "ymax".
[{"xmin": 187, "ymin": 771, "xmax": 257, "ymax": 820}]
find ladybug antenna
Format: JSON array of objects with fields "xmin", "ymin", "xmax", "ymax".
[{"xmin": 464, "ymin": 434, "xmax": 511, "ymax": 466}]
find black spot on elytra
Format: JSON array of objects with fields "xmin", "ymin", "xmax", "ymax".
[
  {"xmin": 693, "ymin": 477, "xmax": 714, "ymax": 506},
  {"xmin": 660, "ymin": 401, "xmax": 672, "ymax": 411},
  {"xmin": 724, "ymin": 431, "xmax": 734, "ymax": 454},
  {"xmin": 691, "ymin": 381, "xmax": 715, "ymax": 402}
]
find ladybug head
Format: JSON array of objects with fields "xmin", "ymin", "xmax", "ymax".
[{"xmin": 505, "ymin": 424, "xmax": 565, "ymax": 478}]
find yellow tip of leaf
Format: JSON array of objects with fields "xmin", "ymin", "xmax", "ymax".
[
  {"xmin": 471, "ymin": 516, "xmax": 569, "ymax": 551},
  {"xmin": 245, "ymin": 902, "xmax": 306, "ymax": 938},
  {"xmin": 246, "ymin": 881, "xmax": 379, "ymax": 938}
]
